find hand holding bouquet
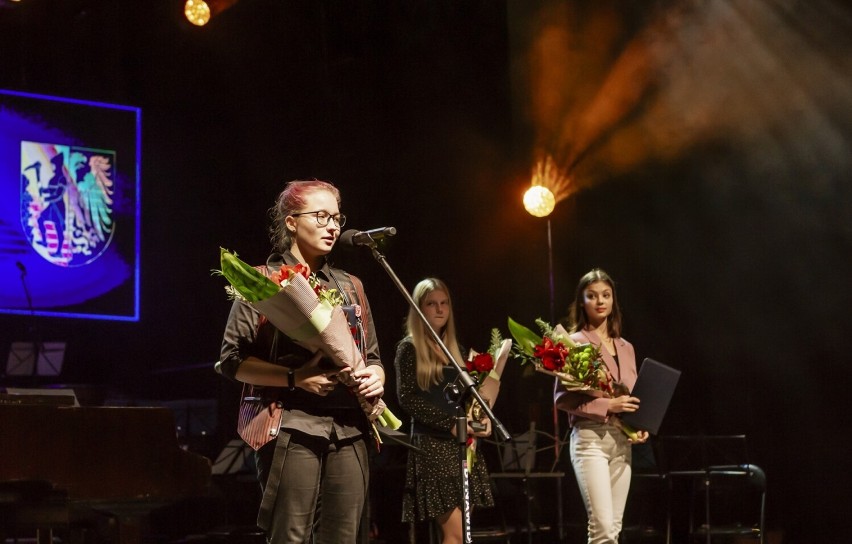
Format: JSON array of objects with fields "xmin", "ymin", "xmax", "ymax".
[
  {"xmin": 507, "ymin": 317, "xmax": 611, "ymax": 394},
  {"xmin": 507, "ymin": 317, "xmax": 639, "ymax": 440},
  {"xmin": 465, "ymin": 328, "xmax": 512, "ymax": 414},
  {"xmin": 216, "ymin": 248, "xmax": 401, "ymax": 433},
  {"xmin": 463, "ymin": 328, "xmax": 512, "ymax": 466}
]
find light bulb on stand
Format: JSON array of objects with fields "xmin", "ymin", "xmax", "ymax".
[
  {"xmin": 184, "ymin": 0, "xmax": 211, "ymax": 26},
  {"xmin": 523, "ymin": 185, "xmax": 556, "ymax": 218},
  {"xmin": 184, "ymin": 0, "xmax": 239, "ymax": 26}
]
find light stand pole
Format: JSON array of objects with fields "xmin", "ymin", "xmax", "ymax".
[
  {"xmin": 523, "ymin": 185, "xmax": 566, "ymax": 541},
  {"xmin": 547, "ymin": 217, "xmax": 555, "ymax": 325}
]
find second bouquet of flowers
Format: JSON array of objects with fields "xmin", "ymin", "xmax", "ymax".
[
  {"xmin": 463, "ymin": 328, "xmax": 512, "ymax": 467},
  {"xmin": 216, "ymin": 248, "xmax": 401, "ymax": 433},
  {"xmin": 507, "ymin": 317, "xmax": 612, "ymax": 396},
  {"xmin": 507, "ymin": 317, "xmax": 638, "ymax": 439},
  {"xmin": 466, "ymin": 328, "xmax": 513, "ymax": 410}
]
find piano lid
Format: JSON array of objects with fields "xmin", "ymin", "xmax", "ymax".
[{"xmin": 0, "ymin": 404, "xmax": 211, "ymax": 501}]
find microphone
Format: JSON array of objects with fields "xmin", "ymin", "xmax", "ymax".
[
  {"xmin": 15, "ymin": 261, "xmax": 26, "ymax": 275},
  {"xmin": 339, "ymin": 227, "xmax": 397, "ymax": 247}
]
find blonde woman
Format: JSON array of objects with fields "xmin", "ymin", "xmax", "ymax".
[{"xmin": 394, "ymin": 278, "xmax": 494, "ymax": 544}]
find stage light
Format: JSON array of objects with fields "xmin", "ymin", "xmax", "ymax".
[
  {"xmin": 184, "ymin": 0, "xmax": 238, "ymax": 27},
  {"xmin": 523, "ymin": 185, "xmax": 556, "ymax": 218},
  {"xmin": 184, "ymin": 0, "xmax": 211, "ymax": 26},
  {"xmin": 523, "ymin": 155, "xmax": 570, "ymax": 469}
]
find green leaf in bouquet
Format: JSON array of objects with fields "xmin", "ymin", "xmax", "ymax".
[
  {"xmin": 534, "ymin": 318, "xmax": 555, "ymax": 339},
  {"xmin": 378, "ymin": 407, "xmax": 402, "ymax": 430},
  {"xmin": 507, "ymin": 317, "xmax": 542, "ymax": 357},
  {"xmin": 488, "ymin": 328, "xmax": 504, "ymax": 355},
  {"xmin": 215, "ymin": 247, "xmax": 280, "ymax": 302}
]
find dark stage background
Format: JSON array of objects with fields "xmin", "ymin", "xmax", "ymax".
[{"xmin": 1, "ymin": 1, "xmax": 850, "ymax": 542}]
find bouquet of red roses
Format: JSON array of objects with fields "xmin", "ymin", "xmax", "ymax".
[
  {"xmin": 508, "ymin": 317, "xmax": 612, "ymax": 394},
  {"xmin": 463, "ymin": 328, "xmax": 512, "ymax": 466},
  {"xmin": 465, "ymin": 328, "xmax": 512, "ymax": 411},
  {"xmin": 216, "ymin": 248, "xmax": 401, "ymax": 434},
  {"xmin": 507, "ymin": 317, "xmax": 638, "ymax": 439}
]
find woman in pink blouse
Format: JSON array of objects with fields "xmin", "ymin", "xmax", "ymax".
[{"xmin": 555, "ymin": 268, "xmax": 649, "ymax": 544}]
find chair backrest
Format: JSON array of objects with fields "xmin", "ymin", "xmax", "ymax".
[
  {"xmin": 656, "ymin": 435, "xmax": 766, "ymax": 542},
  {"xmin": 657, "ymin": 434, "xmax": 749, "ymax": 473}
]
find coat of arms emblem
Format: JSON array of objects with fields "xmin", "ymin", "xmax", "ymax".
[{"xmin": 20, "ymin": 142, "xmax": 116, "ymax": 267}]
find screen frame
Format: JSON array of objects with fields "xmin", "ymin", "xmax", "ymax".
[{"xmin": 0, "ymin": 89, "xmax": 141, "ymax": 322}]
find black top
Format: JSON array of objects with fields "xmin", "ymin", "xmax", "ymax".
[{"xmin": 394, "ymin": 337, "xmax": 461, "ymax": 439}]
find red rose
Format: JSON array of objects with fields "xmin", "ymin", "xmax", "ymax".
[
  {"xmin": 465, "ymin": 358, "xmax": 476, "ymax": 372},
  {"xmin": 534, "ymin": 337, "xmax": 567, "ymax": 371},
  {"xmin": 280, "ymin": 263, "xmax": 310, "ymax": 282},
  {"xmin": 472, "ymin": 353, "xmax": 494, "ymax": 373},
  {"xmin": 293, "ymin": 263, "xmax": 309, "ymax": 278}
]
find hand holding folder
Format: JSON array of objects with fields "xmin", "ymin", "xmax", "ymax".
[{"xmin": 619, "ymin": 358, "xmax": 681, "ymax": 435}]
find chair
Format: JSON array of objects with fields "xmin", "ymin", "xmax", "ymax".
[
  {"xmin": 657, "ymin": 435, "xmax": 766, "ymax": 544},
  {"xmin": 689, "ymin": 464, "xmax": 766, "ymax": 543},
  {"xmin": 481, "ymin": 422, "xmax": 567, "ymax": 544},
  {"xmin": 621, "ymin": 440, "xmax": 670, "ymax": 544}
]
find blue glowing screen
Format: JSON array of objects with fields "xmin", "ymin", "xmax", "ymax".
[{"xmin": 0, "ymin": 90, "xmax": 140, "ymax": 321}]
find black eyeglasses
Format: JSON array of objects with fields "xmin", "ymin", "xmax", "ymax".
[{"xmin": 291, "ymin": 210, "xmax": 347, "ymax": 228}]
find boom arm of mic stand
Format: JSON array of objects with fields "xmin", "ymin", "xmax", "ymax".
[{"xmin": 367, "ymin": 246, "xmax": 511, "ymax": 443}]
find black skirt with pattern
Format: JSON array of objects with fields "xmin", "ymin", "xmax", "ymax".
[{"xmin": 401, "ymin": 433, "xmax": 495, "ymax": 523}]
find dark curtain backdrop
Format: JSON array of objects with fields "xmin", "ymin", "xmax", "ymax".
[{"xmin": 1, "ymin": 1, "xmax": 850, "ymax": 542}]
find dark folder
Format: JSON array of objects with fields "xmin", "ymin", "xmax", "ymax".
[{"xmin": 620, "ymin": 358, "xmax": 681, "ymax": 435}]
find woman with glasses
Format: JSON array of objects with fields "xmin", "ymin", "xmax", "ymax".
[{"xmin": 219, "ymin": 179, "xmax": 385, "ymax": 544}]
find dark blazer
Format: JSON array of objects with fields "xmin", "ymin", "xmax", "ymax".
[{"xmin": 219, "ymin": 250, "xmax": 382, "ymax": 448}]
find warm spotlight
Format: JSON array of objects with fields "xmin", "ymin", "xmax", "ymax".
[
  {"xmin": 530, "ymin": 154, "xmax": 573, "ymax": 204},
  {"xmin": 184, "ymin": 0, "xmax": 238, "ymax": 27},
  {"xmin": 184, "ymin": 0, "xmax": 211, "ymax": 26},
  {"xmin": 523, "ymin": 185, "xmax": 556, "ymax": 217}
]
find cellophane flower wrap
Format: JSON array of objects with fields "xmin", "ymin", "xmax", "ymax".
[
  {"xmin": 507, "ymin": 317, "xmax": 639, "ymax": 440},
  {"xmin": 463, "ymin": 328, "xmax": 512, "ymax": 466},
  {"xmin": 216, "ymin": 248, "xmax": 401, "ymax": 436}
]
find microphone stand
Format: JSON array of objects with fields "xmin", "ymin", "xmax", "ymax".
[
  {"xmin": 355, "ymin": 237, "xmax": 511, "ymax": 544},
  {"xmin": 17, "ymin": 262, "xmax": 42, "ymax": 386}
]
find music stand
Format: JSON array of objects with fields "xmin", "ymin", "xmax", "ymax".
[
  {"xmin": 489, "ymin": 423, "xmax": 566, "ymax": 544},
  {"xmin": 500, "ymin": 426, "xmax": 537, "ymax": 474},
  {"xmin": 212, "ymin": 439, "xmax": 254, "ymax": 475},
  {"xmin": 161, "ymin": 399, "xmax": 218, "ymax": 438},
  {"xmin": 5, "ymin": 341, "xmax": 65, "ymax": 376},
  {"xmin": 377, "ymin": 425, "xmax": 424, "ymax": 454}
]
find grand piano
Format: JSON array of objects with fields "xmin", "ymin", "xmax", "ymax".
[{"xmin": 0, "ymin": 397, "xmax": 212, "ymax": 543}]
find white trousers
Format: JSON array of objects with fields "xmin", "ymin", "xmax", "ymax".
[{"xmin": 570, "ymin": 421, "xmax": 633, "ymax": 544}]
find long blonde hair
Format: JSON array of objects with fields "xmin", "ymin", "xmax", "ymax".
[{"xmin": 405, "ymin": 278, "xmax": 465, "ymax": 391}]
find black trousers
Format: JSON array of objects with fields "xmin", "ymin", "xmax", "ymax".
[{"xmin": 255, "ymin": 430, "xmax": 369, "ymax": 544}]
